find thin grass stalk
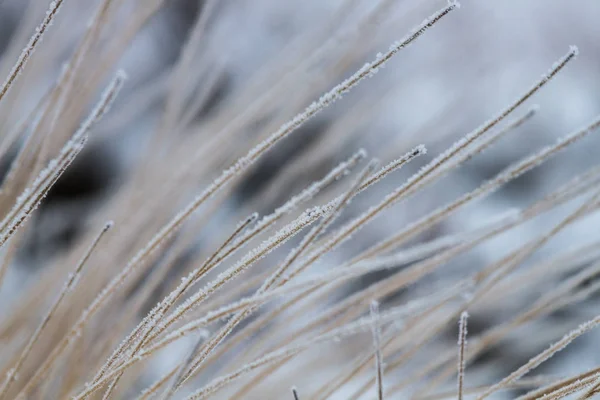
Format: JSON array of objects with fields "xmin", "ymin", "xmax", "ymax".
[
  {"xmin": 0, "ymin": 221, "xmax": 112, "ymax": 399},
  {"xmin": 0, "ymin": 0, "xmax": 64, "ymax": 103},
  {"xmin": 160, "ymin": 332, "xmax": 209, "ymax": 400},
  {"xmin": 457, "ymin": 311, "xmax": 468, "ymax": 400},
  {"xmin": 371, "ymin": 301, "xmax": 384, "ymax": 400}
]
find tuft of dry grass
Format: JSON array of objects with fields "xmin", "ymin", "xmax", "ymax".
[{"xmin": 0, "ymin": 1, "xmax": 599, "ymax": 399}]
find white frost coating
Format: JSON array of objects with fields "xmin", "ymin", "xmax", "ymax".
[
  {"xmin": 234, "ymin": 149, "xmax": 366, "ymax": 245},
  {"xmin": 362, "ymin": 145, "xmax": 426, "ymax": 191},
  {"xmin": 488, "ymin": 114, "xmax": 600, "ymax": 188},
  {"xmin": 355, "ymin": 110, "xmax": 574, "ymax": 263},
  {"xmin": 569, "ymin": 45, "xmax": 580, "ymax": 56},
  {"xmin": 0, "ymin": 140, "xmax": 85, "ymax": 249},
  {"xmin": 274, "ymin": 160, "xmax": 378, "ymax": 287},
  {"xmin": 152, "ymin": 207, "xmax": 322, "ymax": 338},
  {"xmin": 542, "ymin": 47, "xmax": 578, "ymax": 81},
  {"xmin": 136, "ymin": 280, "xmax": 472, "ymax": 384},
  {"xmin": 158, "ymin": 150, "xmax": 368, "ymax": 315},
  {"xmin": 313, "ymin": 145, "xmax": 426, "ymax": 224},
  {"xmin": 0, "ymin": 0, "xmax": 65, "ymax": 102},
  {"xmin": 72, "ymin": 7, "xmax": 459, "ymax": 398},
  {"xmin": 448, "ymin": 0, "xmax": 461, "ymax": 9},
  {"xmin": 356, "ymin": 106, "xmax": 540, "ymax": 260},
  {"xmin": 289, "ymin": 146, "xmax": 423, "ymax": 271},
  {"xmin": 379, "ymin": 140, "xmax": 600, "ymax": 296},
  {"xmin": 76, "ymin": 69, "xmax": 127, "ymax": 141}
]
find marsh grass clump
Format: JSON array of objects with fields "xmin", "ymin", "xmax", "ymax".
[{"xmin": 0, "ymin": 1, "xmax": 599, "ymax": 399}]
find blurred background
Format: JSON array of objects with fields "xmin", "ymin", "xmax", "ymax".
[{"xmin": 1, "ymin": 0, "xmax": 600, "ymax": 398}]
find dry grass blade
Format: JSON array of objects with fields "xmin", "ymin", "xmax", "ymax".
[
  {"xmin": 516, "ymin": 367, "xmax": 600, "ymax": 400},
  {"xmin": 314, "ymin": 166, "xmax": 600, "ymax": 399},
  {"xmin": 0, "ymin": 0, "xmax": 64, "ymax": 103},
  {"xmin": 384, "ymin": 198, "xmax": 600, "ymax": 397},
  {"xmin": 160, "ymin": 331, "xmax": 209, "ymax": 400},
  {"xmin": 417, "ymin": 376, "xmax": 561, "ymax": 400},
  {"xmin": 0, "ymin": 221, "xmax": 112, "ymax": 399},
  {"xmin": 136, "ymin": 369, "xmax": 178, "ymax": 400},
  {"xmin": 105, "ymin": 248, "xmax": 468, "ymax": 358},
  {"xmin": 457, "ymin": 311, "xmax": 468, "ymax": 400},
  {"xmin": 417, "ymin": 255, "xmax": 600, "ymax": 398},
  {"xmin": 371, "ymin": 301, "xmax": 384, "ymax": 400},
  {"xmin": 575, "ymin": 378, "xmax": 600, "ymax": 399}
]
